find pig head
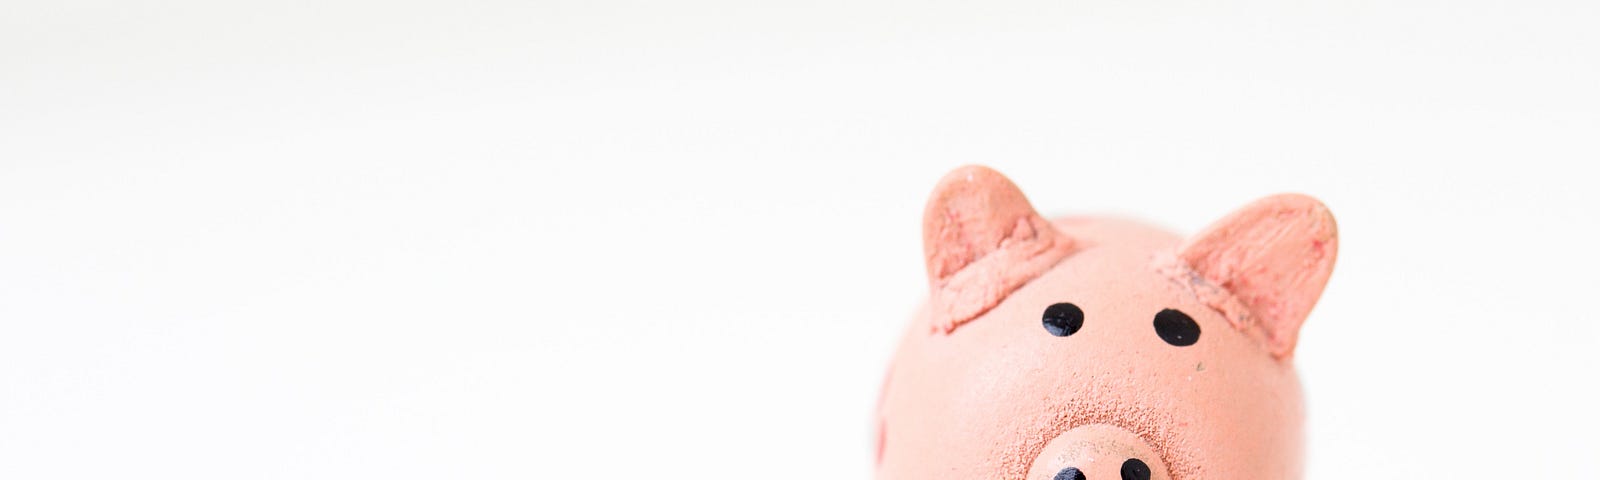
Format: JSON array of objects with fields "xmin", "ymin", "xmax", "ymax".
[{"xmin": 876, "ymin": 166, "xmax": 1337, "ymax": 480}]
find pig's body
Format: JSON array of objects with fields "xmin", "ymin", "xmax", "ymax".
[{"xmin": 876, "ymin": 167, "xmax": 1336, "ymax": 480}]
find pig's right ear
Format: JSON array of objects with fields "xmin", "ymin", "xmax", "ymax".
[
  {"xmin": 923, "ymin": 165, "xmax": 1078, "ymax": 333},
  {"xmin": 1176, "ymin": 194, "xmax": 1337, "ymax": 359}
]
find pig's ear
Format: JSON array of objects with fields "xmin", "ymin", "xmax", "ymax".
[
  {"xmin": 1178, "ymin": 194, "xmax": 1338, "ymax": 358},
  {"xmin": 923, "ymin": 165, "xmax": 1078, "ymax": 333}
]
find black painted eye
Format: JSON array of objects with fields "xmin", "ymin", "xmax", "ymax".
[
  {"xmin": 1121, "ymin": 458, "xmax": 1151, "ymax": 480},
  {"xmin": 1054, "ymin": 467, "xmax": 1086, "ymax": 480},
  {"xmin": 1042, "ymin": 303, "xmax": 1084, "ymax": 337},
  {"xmin": 1153, "ymin": 308, "xmax": 1200, "ymax": 346}
]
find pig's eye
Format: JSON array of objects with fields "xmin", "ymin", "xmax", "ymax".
[
  {"xmin": 1121, "ymin": 458, "xmax": 1151, "ymax": 480},
  {"xmin": 1153, "ymin": 308, "xmax": 1200, "ymax": 346},
  {"xmin": 1042, "ymin": 303, "xmax": 1084, "ymax": 337}
]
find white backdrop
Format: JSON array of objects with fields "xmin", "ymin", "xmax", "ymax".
[{"xmin": 3, "ymin": 0, "xmax": 1597, "ymax": 478}]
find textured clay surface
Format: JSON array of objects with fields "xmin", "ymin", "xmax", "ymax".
[{"xmin": 876, "ymin": 165, "xmax": 1337, "ymax": 480}]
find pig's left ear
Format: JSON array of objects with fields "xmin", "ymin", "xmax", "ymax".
[
  {"xmin": 923, "ymin": 166, "xmax": 1079, "ymax": 333},
  {"xmin": 1178, "ymin": 194, "xmax": 1338, "ymax": 358}
]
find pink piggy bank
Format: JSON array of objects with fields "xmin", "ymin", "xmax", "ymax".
[{"xmin": 876, "ymin": 166, "xmax": 1338, "ymax": 480}]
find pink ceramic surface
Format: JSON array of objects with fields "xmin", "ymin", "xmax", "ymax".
[{"xmin": 876, "ymin": 166, "xmax": 1337, "ymax": 480}]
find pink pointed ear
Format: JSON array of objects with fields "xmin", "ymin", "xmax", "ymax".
[
  {"xmin": 923, "ymin": 166, "xmax": 1078, "ymax": 333},
  {"xmin": 1178, "ymin": 194, "xmax": 1338, "ymax": 358}
]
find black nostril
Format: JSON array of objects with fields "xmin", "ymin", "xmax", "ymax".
[
  {"xmin": 1120, "ymin": 458, "xmax": 1151, "ymax": 480},
  {"xmin": 1054, "ymin": 467, "xmax": 1086, "ymax": 480}
]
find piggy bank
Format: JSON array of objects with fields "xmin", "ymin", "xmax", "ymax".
[{"xmin": 876, "ymin": 166, "xmax": 1338, "ymax": 480}]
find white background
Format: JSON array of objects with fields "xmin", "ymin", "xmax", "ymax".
[{"xmin": 3, "ymin": 0, "xmax": 1597, "ymax": 478}]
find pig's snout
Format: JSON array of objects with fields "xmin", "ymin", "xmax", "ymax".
[{"xmin": 1027, "ymin": 424, "xmax": 1169, "ymax": 480}]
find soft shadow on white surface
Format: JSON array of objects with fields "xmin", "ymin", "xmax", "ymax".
[{"xmin": 2, "ymin": 1, "xmax": 1597, "ymax": 478}]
